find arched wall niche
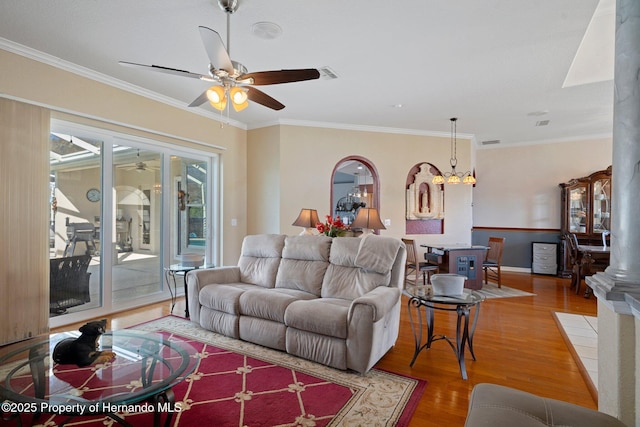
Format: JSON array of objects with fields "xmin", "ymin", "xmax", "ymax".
[
  {"xmin": 330, "ymin": 156, "xmax": 380, "ymax": 226},
  {"xmin": 405, "ymin": 162, "xmax": 444, "ymax": 234}
]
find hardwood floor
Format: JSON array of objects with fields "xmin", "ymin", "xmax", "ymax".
[{"xmin": 52, "ymin": 271, "xmax": 597, "ymax": 427}]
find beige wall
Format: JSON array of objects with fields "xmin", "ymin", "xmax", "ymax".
[
  {"xmin": 247, "ymin": 126, "xmax": 281, "ymax": 234},
  {"xmin": 1, "ymin": 48, "xmax": 248, "ymax": 266},
  {"xmin": 258, "ymin": 125, "xmax": 475, "ymax": 246},
  {"xmin": 474, "ymin": 138, "xmax": 613, "ymax": 229}
]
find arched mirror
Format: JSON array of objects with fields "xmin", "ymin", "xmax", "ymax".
[{"xmin": 331, "ymin": 156, "xmax": 379, "ymax": 225}]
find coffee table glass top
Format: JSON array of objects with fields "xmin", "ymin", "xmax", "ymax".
[
  {"xmin": 405, "ymin": 285, "xmax": 485, "ymax": 305},
  {"xmin": 0, "ymin": 330, "xmax": 198, "ymax": 410}
]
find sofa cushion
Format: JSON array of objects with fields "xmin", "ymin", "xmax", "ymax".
[
  {"xmin": 465, "ymin": 383, "xmax": 626, "ymax": 427},
  {"xmin": 355, "ymin": 235, "xmax": 403, "ymax": 275},
  {"xmin": 198, "ymin": 283, "xmax": 260, "ymax": 315},
  {"xmin": 238, "ymin": 234, "xmax": 286, "ymax": 287},
  {"xmin": 285, "ymin": 298, "xmax": 351, "ymax": 339},
  {"xmin": 328, "ymin": 236, "xmax": 361, "ymax": 267},
  {"xmin": 240, "ymin": 288, "xmax": 317, "ymax": 323},
  {"xmin": 275, "ymin": 235, "xmax": 331, "ymax": 296},
  {"xmin": 321, "ymin": 237, "xmax": 390, "ymax": 300},
  {"xmin": 321, "ymin": 265, "xmax": 391, "ymax": 300}
]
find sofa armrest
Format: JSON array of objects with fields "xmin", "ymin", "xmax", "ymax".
[
  {"xmin": 348, "ymin": 286, "xmax": 401, "ymax": 322},
  {"xmin": 186, "ymin": 266, "xmax": 240, "ymax": 323}
]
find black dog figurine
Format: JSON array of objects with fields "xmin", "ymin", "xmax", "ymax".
[{"xmin": 52, "ymin": 319, "xmax": 116, "ymax": 367}]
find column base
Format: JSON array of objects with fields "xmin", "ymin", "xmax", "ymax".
[{"xmin": 587, "ymin": 271, "xmax": 640, "ymax": 315}]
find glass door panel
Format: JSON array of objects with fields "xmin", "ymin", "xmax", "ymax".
[
  {"xmin": 568, "ymin": 185, "xmax": 588, "ymax": 234},
  {"xmin": 171, "ymin": 157, "xmax": 207, "ymax": 263},
  {"xmin": 592, "ymin": 178, "xmax": 611, "ymax": 233},
  {"xmin": 186, "ymin": 162, "xmax": 207, "ymax": 249},
  {"xmin": 49, "ymin": 133, "xmax": 103, "ymax": 316},
  {"xmin": 112, "ymin": 146, "xmax": 162, "ymax": 301}
]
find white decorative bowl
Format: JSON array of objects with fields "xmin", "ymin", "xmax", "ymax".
[
  {"xmin": 431, "ymin": 274, "xmax": 466, "ymax": 296},
  {"xmin": 179, "ymin": 253, "xmax": 204, "ymax": 268}
]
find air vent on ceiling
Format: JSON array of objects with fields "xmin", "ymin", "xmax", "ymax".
[
  {"xmin": 481, "ymin": 140, "xmax": 501, "ymax": 145},
  {"xmin": 318, "ymin": 66, "xmax": 339, "ymax": 80},
  {"xmin": 535, "ymin": 120, "xmax": 550, "ymax": 127}
]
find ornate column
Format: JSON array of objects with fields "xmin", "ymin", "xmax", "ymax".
[{"xmin": 586, "ymin": 1, "xmax": 640, "ymax": 424}]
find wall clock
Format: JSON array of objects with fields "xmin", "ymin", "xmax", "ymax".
[{"xmin": 86, "ymin": 188, "xmax": 101, "ymax": 202}]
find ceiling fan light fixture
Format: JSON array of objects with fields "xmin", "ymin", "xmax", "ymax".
[
  {"xmin": 230, "ymin": 87, "xmax": 248, "ymax": 104},
  {"xmin": 207, "ymin": 86, "xmax": 227, "ymax": 111},
  {"xmin": 232, "ymin": 99, "xmax": 249, "ymax": 112}
]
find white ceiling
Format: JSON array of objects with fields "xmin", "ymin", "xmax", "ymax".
[{"xmin": 0, "ymin": 0, "xmax": 615, "ymax": 147}]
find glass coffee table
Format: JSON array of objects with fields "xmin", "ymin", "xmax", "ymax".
[
  {"xmin": 0, "ymin": 330, "xmax": 198, "ymax": 427},
  {"xmin": 405, "ymin": 285, "xmax": 485, "ymax": 380}
]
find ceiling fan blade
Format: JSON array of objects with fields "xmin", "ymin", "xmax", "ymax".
[
  {"xmin": 239, "ymin": 69, "xmax": 320, "ymax": 85},
  {"xmin": 188, "ymin": 90, "xmax": 210, "ymax": 108},
  {"xmin": 119, "ymin": 61, "xmax": 213, "ymax": 81},
  {"xmin": 246, "ymin": 88, "xmax": 285, "ymax": 111},
  {"xmin": 199, "ymin": 26, "xmax": 234, "ymax": 74}
]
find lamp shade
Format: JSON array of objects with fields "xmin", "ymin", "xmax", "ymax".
[
  {"xmin": 292, "ymin": 209, "xmax": 320, "ymax": 235},
  {"xmin": 351, "ymin": 208, "xmax": 386, "ymax": 235}
]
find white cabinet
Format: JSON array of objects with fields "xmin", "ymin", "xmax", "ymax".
[{"xmin": 532, "ymin": 242, "xmax": 557, "ymax": 275}]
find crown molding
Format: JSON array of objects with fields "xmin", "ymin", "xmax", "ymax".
[
  {"xmin": 256, "ymin": 118, "xmax": 474, "ymax": 140},
  {"xmin": 476, "ymin": 132, "xmax": 613, "ymax": 150}
]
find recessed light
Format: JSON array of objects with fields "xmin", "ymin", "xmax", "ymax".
[
  {"xmin": 251, "ymin": 22, "xmax": 282, "ymax": 40},
  {"xmin": 392, "ymin": 104, "xmax": 403, "ymax": 108}
]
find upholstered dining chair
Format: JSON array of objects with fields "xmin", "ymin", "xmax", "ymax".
[
  {"xmin": 483, "ymin": 237, "xmax": 505, "ymax": 287},
  {"xmin": 401, "ymin": 238, "xmax": 439, "ymax": 288}
]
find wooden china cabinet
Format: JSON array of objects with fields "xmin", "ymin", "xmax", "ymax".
[{"xmin": 558, "ymin": 166, "xmax": 612, "ymax": 277}]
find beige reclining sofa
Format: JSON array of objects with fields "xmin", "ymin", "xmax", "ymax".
[{"xmin": 186, "ymin": 234, "xmax": 406, "ymax": 374}]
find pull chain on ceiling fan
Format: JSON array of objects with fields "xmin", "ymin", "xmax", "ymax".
[{"xmin": 119, "ymin": 0, "xmax": 320, "ymax": 113}]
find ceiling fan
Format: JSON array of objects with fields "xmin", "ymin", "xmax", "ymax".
[
  {"xmin": 122, "ymin": 150, "xmax": 159, "ymax": 173},
  {"xmin": 119, "ymin": 0, "xmax": 320, "ymax": 112}
]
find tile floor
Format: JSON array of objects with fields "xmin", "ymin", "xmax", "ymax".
[{"xmin": 555, "ymin": 312, "xmax": 598, "ymax": 389}]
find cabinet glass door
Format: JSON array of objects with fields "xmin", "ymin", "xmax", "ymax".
[
  {"xmin": 592, "ymin": 178, "xmax": 611, "ymax": 233},
  {"xmin": 568, "ymin": 185, "xmax": 588, "ymax": 233}
]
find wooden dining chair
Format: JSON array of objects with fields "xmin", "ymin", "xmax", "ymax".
[
  {"xmin": 483, "ymin": 237, "xmax": 505, "ymax": 287},
  {"xmin": 402, "ymin": 238, "xmax": 439, "ymax": 288},
  {"xmin": 570, "ymin": 233, "xmax": 608, "ymax": 298},
  {"xmin": 565, "ymin": 233, "xmax": 582, "ymax": 292}
]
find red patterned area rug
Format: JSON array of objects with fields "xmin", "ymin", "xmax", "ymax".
[{"xmin": 28, "ymin": 316, "xmax": 425, "ymax": 426}]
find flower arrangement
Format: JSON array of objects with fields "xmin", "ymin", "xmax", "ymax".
[{"xmin": 316, "ymin": 215, "xmax": 350, "ymax": 237}]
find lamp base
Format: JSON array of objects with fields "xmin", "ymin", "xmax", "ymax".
[
  {"xmin": 299, "ymin": 227, "xmax": 316, "ymax": 235},
  {"xmin": 359, "ymin": 229, "xmax": 374, "ymax": 237}
]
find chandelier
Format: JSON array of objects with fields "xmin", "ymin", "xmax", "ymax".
[{"xmin": 432, "ymin": 118, "xmax": 476, "ymax": 185}]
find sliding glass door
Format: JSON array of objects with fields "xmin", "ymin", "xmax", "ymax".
[
  {"xmin": 49, "ymin": 133, "xmax": 103, "ymax": 315},
  {"xmin": 172, "ymin": 157, "xmax": 208, "ymax": 260},
  {"xmin": 49, "ymin": 120, "xmax": 218, "ymax": 326},
  {"xmin": 112, "ymin": 146, "xmax": 162, "ymax": 302}
]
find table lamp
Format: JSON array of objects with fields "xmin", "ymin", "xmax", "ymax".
[
  {"xmin": 292, "ymin": 208, "xmax": 320, "ymax": 235},
  {"xmin": 351, "ymin": 208, "xmax": 386, "ymax": 237}
]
